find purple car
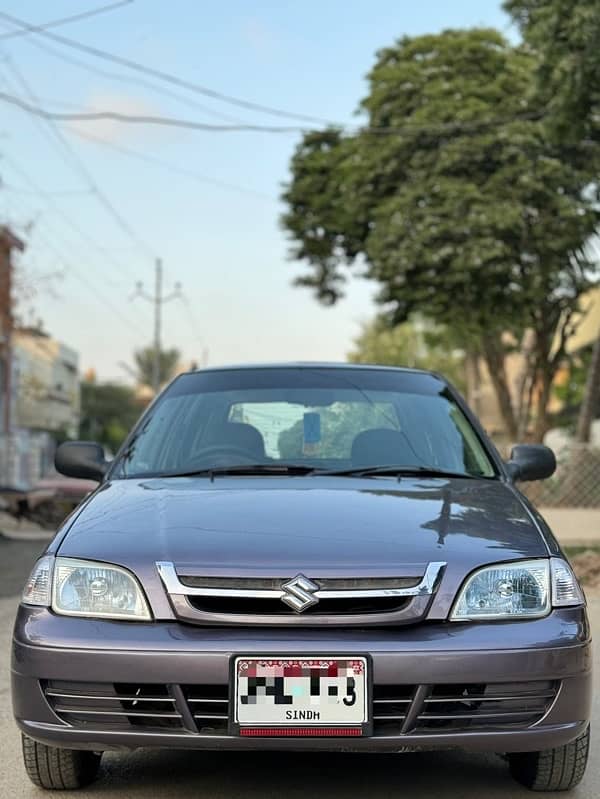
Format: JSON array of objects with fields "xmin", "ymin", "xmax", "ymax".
[{"xmin": 12, "ymin": 364, "xmax": 591, "ymax": 791}]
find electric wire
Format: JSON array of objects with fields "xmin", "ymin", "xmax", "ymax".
[
  {"xmin": 0, "ymin": 9, "xmax": 339, "ymax": 126},
  {"xmin": 0, "ymin": 59, "xmax": 156, "ymax": 260},
  {"xmin": 0, "ymin": 1, "xmax": 134, "ymax": 41},
  {"xmin": 71, "ymin": 128, "xmax": 276, "ymax": 201},
  {"xmin": 0, "ymin": 89, "xmax": 543, "ymax": 136},
  {"xmin": 5, "ymin": 190, "xmax": 147, "ymax": 338},
  {"xmin": 14, "ymin": 33, "xmax": 250, "ymax": 125},
  {"xmin": 0, "ymin": 65, "xmax": 152, "ymax": 284}
]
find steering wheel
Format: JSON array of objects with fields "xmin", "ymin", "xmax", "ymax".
[{"xmin": 186, "ymin": 444, "xmax": 263, "ymax": 467}]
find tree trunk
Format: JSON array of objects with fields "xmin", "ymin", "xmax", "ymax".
[
  {"xmin": 576, "ymin": 335, "xmax": 600, "ymax": 443},
  {"xmin": 532, "ymin": 369, "xmax": 553, "ymax": 443},
  {"xmin": 465, "ymin": 350, "xmax": 482, "ymax": 417},
  {"xmin": 515, "ymin": 330, "xmax": 536, "ymax": 440},
  {"xmin": 481, "ymin": 334, "xmax": 518, "ymax": 442}
]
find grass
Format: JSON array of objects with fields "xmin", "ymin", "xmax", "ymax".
[{"xmin": 564, "ymin": 545, "xmax": 600, "ymax": 559}]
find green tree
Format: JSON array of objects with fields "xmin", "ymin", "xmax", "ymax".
[
  {"xmin": 133, "ymin": 346, "xmax": 181, "ymax": 388},
  {"xmin": 504, "ymin": 0, "xmax": 600, "ymax": 153},
  {"xmin": 504, "ymin": 0, "xmax": 600, "ymax": 443},
  {"xmin": 79, "ymin": 381, "xmax": 142, "ymax": 454},
  {"xmin": 348, "ymin": 316, "xmax": 466, "ymax": 393},
  {"xmin": 282, "ymin": 28, "xmax": 599, "ymax": 441}
]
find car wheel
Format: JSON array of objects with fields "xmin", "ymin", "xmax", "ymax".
[
  {"xmin": 21, "ymin": 733, "xmax": 102, "ymax": 790},
  {"xmin": 508, "ymin": 726, "xmax": 590, "ymax": 792}
]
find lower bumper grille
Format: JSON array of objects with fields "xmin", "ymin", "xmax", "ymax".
[
  {"xmin": 42, "ymin": 679, "xmax": 559, "ymax": 737},
  {"xmin": 373, "ymin": 681, "xmax": 559, "ymax": 734},
  {"xmin": 43, "ymin": 681, "xmax": 185, "ymax": 731}
]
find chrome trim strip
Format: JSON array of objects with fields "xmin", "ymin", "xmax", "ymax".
[{"xmin": 156, "ymin": 561, "xmax": 446, "ymax": 600}]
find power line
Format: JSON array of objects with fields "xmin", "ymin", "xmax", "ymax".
[
  {"xmin": 1, "ymin": 153, "xmax": 149, "ymax": 296},
  {"xmin": 71, "ymin": 128, "xmax": 276, "ymax": 201},
  {"xmin": 0, "ymin": 89, "xmax": 543, "ymax": 135},
  {"xmin": 16, "ymin": 33, "xmax": 250, "ymax": 125},
  {"xmin": 0, "ymin": 90, "xmax": 307, "ymax": 132},
  {"xmin": 0, "ymin": 182, "xmax": 94, "ymax": 197},
  {"xmin": 0, "ymin": 9, "xmax": 338, "ymax": 126},
  {"xmin": 5, "ymin": 189, "xmax": 146, "ymax": 338},
  {"xmin": 0, "ymin": 60, "xmax": 156, "ymax": 259},
  {"xmin": 0, "ymin": 1, "xmax": 133, "ymax": 41}
]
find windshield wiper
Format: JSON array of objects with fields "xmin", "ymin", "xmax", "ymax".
[
  {"xmin": 162, "ymin": 463, "xmax": 319, "ymax": 479},
  {"xmin": 317, "ymin": 464, "xmax": 480, "ymax": 479}
]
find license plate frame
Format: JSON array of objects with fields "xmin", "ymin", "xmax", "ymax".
[{"xmin": 229, "ymin": 654, "xmax": 372, "ymax": 737}]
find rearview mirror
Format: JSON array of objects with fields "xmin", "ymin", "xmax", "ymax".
[
  {"xmin": 55, "ymin": 441, "xmax": 108, "ymax": 482},
  {"xmin": 505, "ymin": 444, "xmax": 556, "ymax": 482}
]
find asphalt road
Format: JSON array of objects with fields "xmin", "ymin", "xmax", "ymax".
[{"xmin": 0, "ymin": 537, "xmax": 598, "ymax": 798}]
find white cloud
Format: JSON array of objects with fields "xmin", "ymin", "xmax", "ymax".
[{"xmin": 64, "ymin": 92, "xmax": 160, "ymax": 144}]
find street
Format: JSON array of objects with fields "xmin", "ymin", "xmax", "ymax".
[{"xmin": 0, "ymin": 535, "xmax": 597, "ymax": 798}]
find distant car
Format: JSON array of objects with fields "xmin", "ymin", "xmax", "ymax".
[{"xmin": 13, "ymin": 364, "xmax": 591, "ymax": 792}]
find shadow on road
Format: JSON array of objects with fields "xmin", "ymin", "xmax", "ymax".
[{"xmin": 87, "ymin": 748, "xmax": 531, "ymax": 798}]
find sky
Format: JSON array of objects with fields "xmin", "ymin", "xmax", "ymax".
[{"xmin": 0, "ymin": 0, "xmax": 512, "ymax": 382}]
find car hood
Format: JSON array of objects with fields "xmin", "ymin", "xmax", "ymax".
[{"xmin": 56, "ymin": 475, "xmax": 552, "ymax": 619}]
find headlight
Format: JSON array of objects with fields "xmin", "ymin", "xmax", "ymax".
[
  {"xmin": 450, "ymin": 558, "xmax": 584, "ymax": 621},
  {"xmin": 30, "ymin": 557, "xmax": 152, "ymax": 621},
  {"xmin": 51, "ymin": 558, "xmax": 151, "ymax": 620}
]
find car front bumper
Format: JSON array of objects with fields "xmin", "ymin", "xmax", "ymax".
[{"xmin": 12, "ymin": 605, "xmax": 592, "ymax": 754}]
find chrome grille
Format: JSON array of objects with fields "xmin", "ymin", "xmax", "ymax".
[
  {"xmin": 179, "ymin": 576, "xmax": 422, "ymax": 591},
  {"xmin": 157, "ymin": 561, "xmax": 446, "ymax": 626}
]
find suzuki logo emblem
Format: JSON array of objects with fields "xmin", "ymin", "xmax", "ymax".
[{"xmin": 281, "ymin": 574, "xmax": 320, "ymax": 612}]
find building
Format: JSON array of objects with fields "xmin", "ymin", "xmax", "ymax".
[
  {"xmin": 0, "ymin": 328, "xmax": 80, "ymax": 488},
  {"xmin": 13, "ymin": 328, "xmax": 80, "ymax": 439},
  {"xmin": 0, "ymin": 225, "xmax": 24, "ymax": 438}
]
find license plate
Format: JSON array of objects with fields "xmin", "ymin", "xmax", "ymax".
[{"xmin": 233, "ymin": 656, "xmax": 369, "ymax": 735}]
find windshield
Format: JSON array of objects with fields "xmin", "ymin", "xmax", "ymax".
[{"xmin": 112, "ymin": 367, "xmax": 496, "ymax": 479}]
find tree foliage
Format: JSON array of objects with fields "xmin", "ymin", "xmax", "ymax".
[
  {"xmin": 79, "ymin": 381, "xmax": 143, "ymax": 454},
  {"xmin": 348, "ymin": 317, "xmax": 467, "ymax": 393},
  {"xmin": 504, "ymin": 0, "xmax": 600, "ymax": 154},
  {"xmin": 505, "ymin": 0, "xmax": 600, "ymax": 442},
  {"xmin": 282, "ymin": 28, "xmax": 599, "ymax": 440},
  {"xmin": 133, "ymin": 346, "xmax": 181, "ymax": 388}
]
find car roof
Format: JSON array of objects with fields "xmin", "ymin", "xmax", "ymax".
[{"xmin": 185, "ymin": 361, "xmax": 439, "ymax": 377}]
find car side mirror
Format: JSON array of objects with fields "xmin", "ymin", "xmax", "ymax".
[
  {"xmin": 505, "ymin": 444, "xmax": 556, "ymax": 482},
  {"xmin": 55, "ymin": 441, "xmax": 108, "ymax": 482}
]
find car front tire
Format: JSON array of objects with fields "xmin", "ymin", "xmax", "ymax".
[
  {"xmin": 508, "ymin": 726, "xmax": 590, "ymax": 792},
  {"xmin": 21, "ymin": 733, "xmax": 102, "ymax": 790}
]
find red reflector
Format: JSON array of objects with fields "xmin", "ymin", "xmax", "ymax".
[{"xmin": 239, "ymin": 727, "xmax": 362, "ymax": 737}]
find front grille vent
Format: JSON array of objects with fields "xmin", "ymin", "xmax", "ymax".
[
  {"xmin": 187, "ymin": 595, "xmax": 412, "ymax": 616},
  {"xmin": 182, "ymin": 684, "xmax": 228, "ymax": 735},
  {"xmin": 414, "ymin": 681, "xmax": 558, "ymax": 733},
  {"xmin": 43, "ymin": 679, "xmax": 559, "ymax": 737},
  {"xmin": 43, "ymin": 681, "xmax": 184, "ymax": 731}
]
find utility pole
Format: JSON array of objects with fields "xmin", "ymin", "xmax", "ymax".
[{"xmin": 132, "ymin": 259, "xmax": 181, "ymax": 394}]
